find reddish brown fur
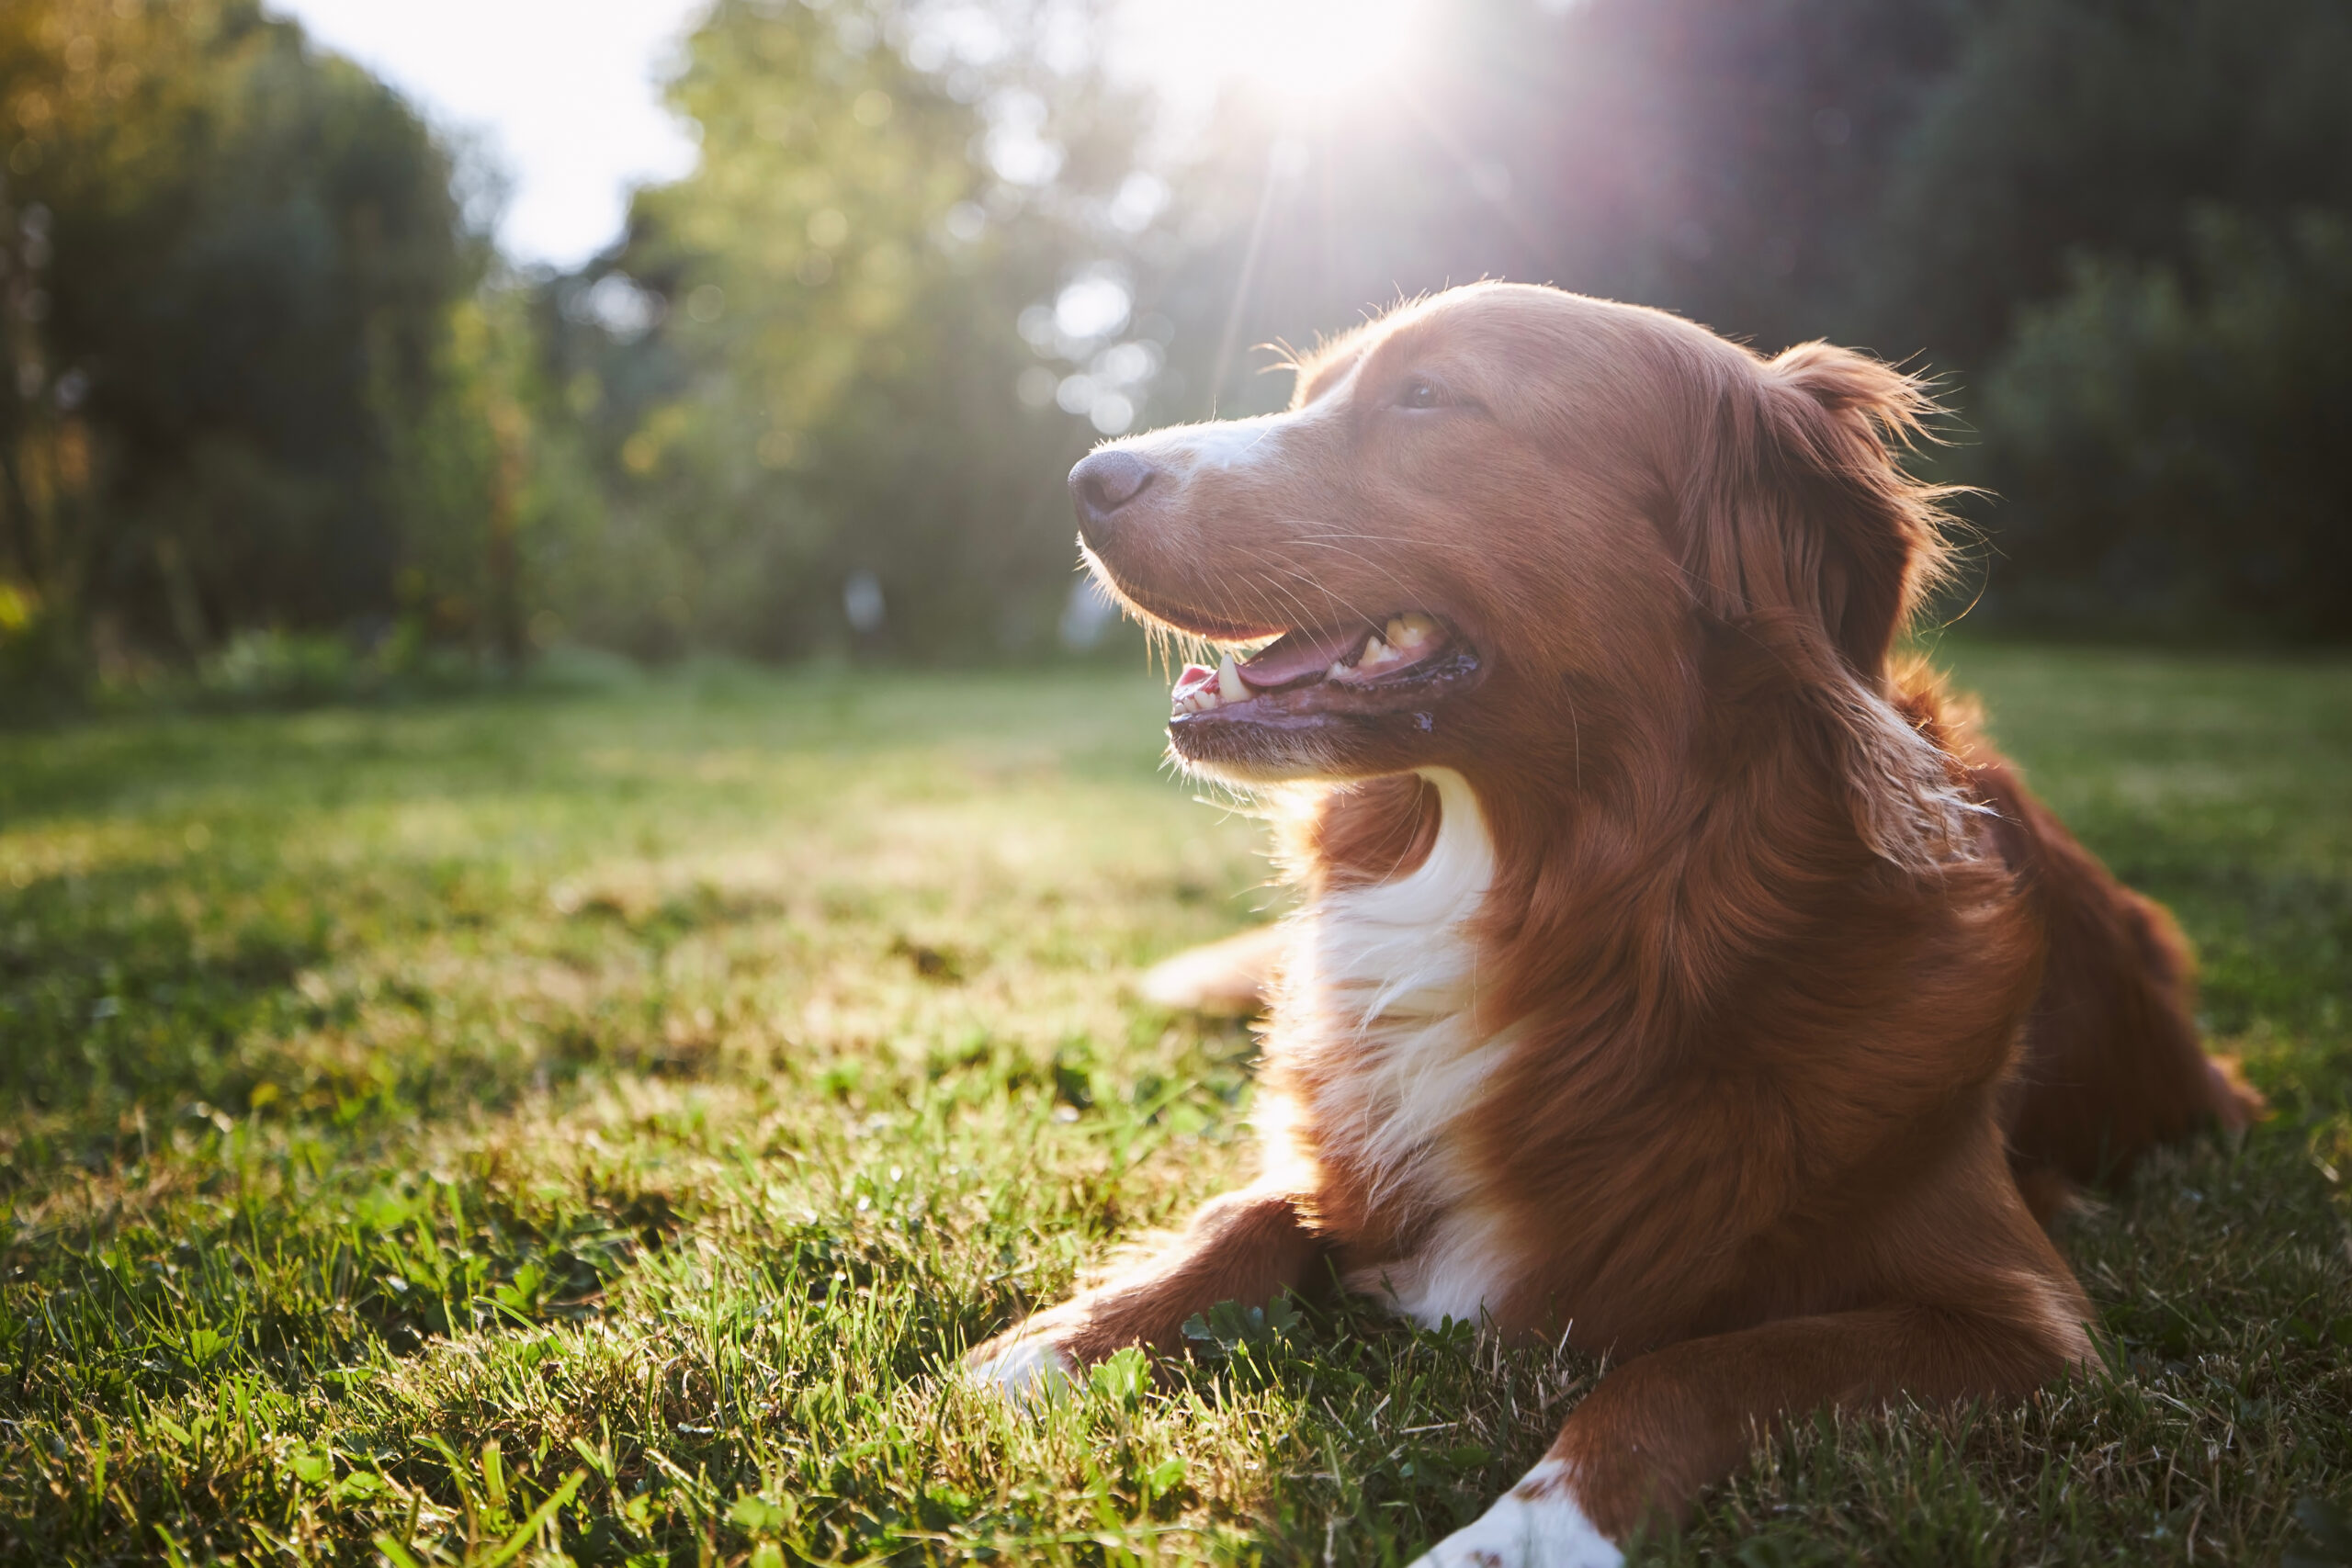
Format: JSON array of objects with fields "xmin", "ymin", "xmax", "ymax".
[
  {"xmin": 1968, "ymin": 745, "xmax": 2266, "ymax": 1216},
  {"xmin": 996, "ymin": 1186, "xmax": 1326, "ymax": 1366},
  {"xmin": 969, "ymin": 284, "xmax": 2259, "ymax": 1544}
]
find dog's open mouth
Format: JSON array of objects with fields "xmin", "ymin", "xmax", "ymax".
[{"xmin": 1167, "ymin": 612, "xmax": 1482, "ymax": 731}]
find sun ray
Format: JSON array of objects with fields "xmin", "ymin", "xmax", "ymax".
[{"xmin": 1117, "ymin": 0, "xmax": 1425, "ymax": 120}]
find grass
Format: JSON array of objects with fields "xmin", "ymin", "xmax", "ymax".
[{"xmin": 2, "ymin": 646, "xmax": 2347, "ymax": 1567}]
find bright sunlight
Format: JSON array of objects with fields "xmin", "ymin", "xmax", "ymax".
[{"xmin": 1120, "ymin": 0, "xmax": 1426, "ymax": 116}]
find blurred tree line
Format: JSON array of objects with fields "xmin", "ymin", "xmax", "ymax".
[
  {"xmin": 2, "ymin": 0, "xmax": 2346, "ymax": 702},
  {"xmin": 0, "ymin": 0, "xmax": 482, "ymax": 694}
]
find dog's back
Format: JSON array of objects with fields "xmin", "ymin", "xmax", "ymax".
[{"xmin": 1970, "ymin": 748, "xmax": 2264, "ymax": 1214}]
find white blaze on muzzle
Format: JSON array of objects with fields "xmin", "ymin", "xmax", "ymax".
[{"xmin": 1126, "ymin": 411, "xmax": 1291, "ymax": 477}]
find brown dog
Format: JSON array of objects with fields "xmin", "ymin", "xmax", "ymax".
[{"xmin": 966, "ymin": 284, "xmax": 2260, "ymax": 1566}]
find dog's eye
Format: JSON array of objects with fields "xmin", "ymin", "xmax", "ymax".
[{"xmin": 1396, "ymin": 378, "xmax": 1445, "ymax": 410}]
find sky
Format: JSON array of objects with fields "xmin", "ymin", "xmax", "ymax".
[
  {"xmin": 267, "ymin": 0, "xmax": 709, "ymax": 268},
  {"xmin": 266, "ymin": 0, "xmax": 1423, "ymax": 271}
]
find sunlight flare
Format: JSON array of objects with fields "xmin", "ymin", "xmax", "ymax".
[{"xmin": 1124, "ymin": 0, "xmax": 1426, "ymax": 115}]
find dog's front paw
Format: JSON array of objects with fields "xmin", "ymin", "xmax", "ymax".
[
  {"xmin": 961, "ymin": 1334, "xmax": 1077, "ymax": 1404},
  {"xmin": 1410, "ymin": 1462, "xmax": 1623, "ymax": 1568}
]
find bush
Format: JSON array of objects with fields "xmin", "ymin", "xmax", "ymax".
[{"xmin": 1966, "ymin": 209, "xmax": 2352, "ymax": 641}]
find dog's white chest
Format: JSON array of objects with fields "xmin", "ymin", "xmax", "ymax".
[{"xmin": 1269, "ymin": 769, "xmax": 1524, "ymax": 1327}]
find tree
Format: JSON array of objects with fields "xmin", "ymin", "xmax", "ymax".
[
  {"xmin": 531, "ymin": 0, "xmax": 1151, "ymax": 660},
  {"xmin": 1965, "ymin": 209, "xmax": 2352, "ymax": 640},
  {"xmin": 1871, "ymin": 0, "xmax": 2352, "ymax": 373},
  {"xmin": 0, "ymin": 0, "xmax": 476, "ymax": 676}
]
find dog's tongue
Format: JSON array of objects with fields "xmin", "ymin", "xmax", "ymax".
[{"xmin": 1237, "ymin": 624, "xmax": 1367, "ymax": 691}]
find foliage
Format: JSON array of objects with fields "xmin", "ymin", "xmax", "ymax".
[
  {"xmin": 2, "ymin": 649, "xmax": 2348, "ymax": 1562},
  {"xmin": 523, "ymin": 0, "xmax": 1151, "ymax": 662},
  {"xmin": 1964, "ymin": 209, "xmax": 2352, "ymax": 641},
  {"xmin": 0, "ymin": 0, "xmax": 481, "ymax": 683},
  {"xmin": 6, "ymin": 0, "xmax": 2352, "ymax": 689},
  {"xmin": 1869, "ymin": 0, "xmax": 2352, "ymax": 371},
  {"xmin": 379, "ymin": 286, "xmax": 540, "ymax": 665}
]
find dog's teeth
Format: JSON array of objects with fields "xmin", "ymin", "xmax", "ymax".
[
  {"xmin": 1217, "ymin": 654, "xmax": 1248, "ymax": 704},
  {"xmin": 1360, "ymin": 636, "xmax": 1394, "ymax": 667},
  {"xmin": 1390, "ymin": 614, "xmax": 1435, "ymax": 648},
  {"xmin": 1171, "ymin": 663, "xmax": 1220, "ymax": 714},
  {"xmin": 1329, "ymin": 660, "xmax": 1350, "ymax": 680},
  {"xmin": 1385, "ymin": 615, "xmax": 1411, "ymax": 647}
]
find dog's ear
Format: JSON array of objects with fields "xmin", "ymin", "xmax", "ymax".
[
  {"xmin": 1679, "ymin": 343, "xmax": 1974, "ymax": 869},
  {"xmin": 1679, "ymin": 342, "xmax": 1949, "ymax": 678}
]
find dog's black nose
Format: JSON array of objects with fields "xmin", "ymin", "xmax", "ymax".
[{"xmin": 1069, "ymin": 449, "xmax": 1157, "ymax": 544}]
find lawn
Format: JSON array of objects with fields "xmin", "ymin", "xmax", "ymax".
[{"xmin": 3, "ymin": 647, "xmax": 2347, "ymax": 1567}]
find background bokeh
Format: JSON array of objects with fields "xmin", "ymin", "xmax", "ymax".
[
  {"xmin": 2, "ymin": 0, "xmax": 2347, "ymax": 709},
  {"xmin": 5, "ymin": 9, "xmax": 2350, "ymax": 1562}
]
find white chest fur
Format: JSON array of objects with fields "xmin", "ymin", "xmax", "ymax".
[{"xmin": 1264, "ymin": 768, "xmax": 1524, "ymax": 1327}]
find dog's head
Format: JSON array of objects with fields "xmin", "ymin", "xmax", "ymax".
[{"xmin": 1075, "ymin": 284, "xmax": 1962, "ymax": 863}]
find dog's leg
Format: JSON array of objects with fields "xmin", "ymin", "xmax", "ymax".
[
  {"xmin": 964, "ymin": 1184, "xmax": 1321, "ymax": 1398},
  {"xmin": 1138, "ymin": 924, "xmax": 1287, "ymax": 1014},
  {"xmin": 1414, "ymin": 1300, "xmax": 2088, "ymax": 1568}
]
